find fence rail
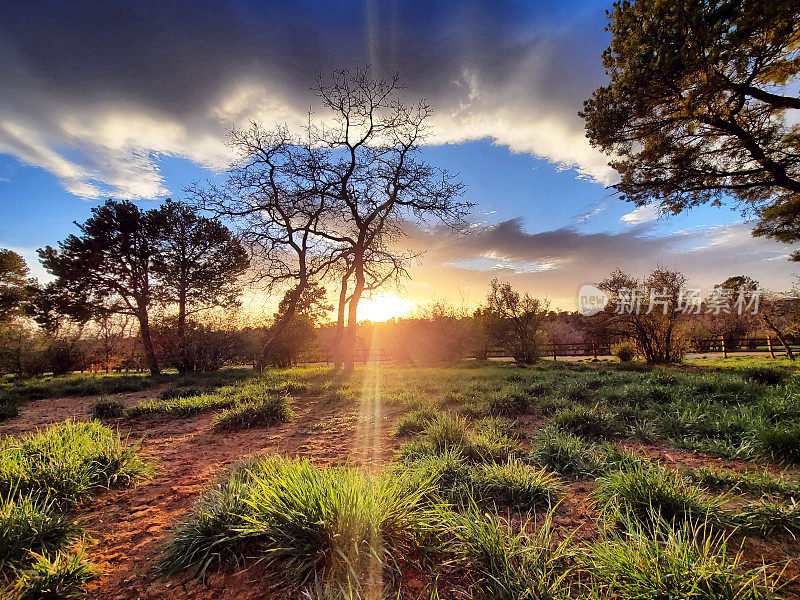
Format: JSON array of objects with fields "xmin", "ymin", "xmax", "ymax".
[{"xmin": 302, "ymin": 336, "xmax": 798, "ymax": 364}]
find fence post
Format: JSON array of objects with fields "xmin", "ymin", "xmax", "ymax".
[
  {"xmin": 721, "ymin": 336, "xmax": 727, "ymax": 359},
  {"xmin": 768, "ymin": 337, "xmax": 776, "ymax": 359}
]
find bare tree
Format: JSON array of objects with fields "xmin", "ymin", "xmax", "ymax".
[
  {"xmin": 313, "ymin": 69, "xmax": 469, "ymax": 371},
  {"xmin": 484, "ymin": 279, "xmax": 549, "ymax": 364},
  {"xmin": 600, "ymin": 267, "xmax": 687, "ymax": 364},
  {"xmin": 195, "ymin": 68, "xmax": 469, "ymax": 372}
]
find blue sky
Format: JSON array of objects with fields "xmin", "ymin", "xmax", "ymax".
[{"xmin": 0, "ymin": 0, "xmax": 796, "ymax": 311}]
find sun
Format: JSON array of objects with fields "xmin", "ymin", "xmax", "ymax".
[{"xmin": 357, "ymin": 294, "xmax": 416, "ymax": 322}]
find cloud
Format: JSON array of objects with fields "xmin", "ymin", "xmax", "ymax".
[
  {"xmin": 397, "ymin": 218, "xmax": 797, "ymax": 309},
  {"xmin": 621, "ymin": 204, "xmax": 660, "ymax": 225},
  {"xmin": 0, "ymin": 0, "xmax": 615, "ymax": 199}
]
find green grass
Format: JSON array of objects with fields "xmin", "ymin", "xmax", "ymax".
[
  {"xmin": 0, "ymin": 420, "xmax": 150, "ymax": 507},
  {"xmin": 90, "ymin": 397, "xmax": 126, "ymax": 419},
  {"xmin": 447, "ymin": 506, "xmax": 574, "ymax": 600},
  {"xmin": 529, "ymin": 425, "xmax": 605, "ymax": 479},
  {"xmin": 735, "ymin": 500, "xmax": 800, "ymax": 537},
  {"xmin": 587, "ymin": 520, "xmax": 781, "ymax": 600},
  {"xmin": 0, "ymin": 493, "xmax": 81, "ymax": 576},
  {"xmin": 161, "ymin": 455, "xmax": 437, "ymax": 587},
  {"xmin": 593, "ymin": 462, "xmax": 728, "ymax": 529},
  {"xmin": 211, "ymin": 393, "xmax": 293, "ymax": 431},
  {"xmin": 685, "ymin": 466, "xmax": 800, "ymax": 498},
  {"xmin": 10, "ymin": 549, "xmax": 95, "ymax": 600}
]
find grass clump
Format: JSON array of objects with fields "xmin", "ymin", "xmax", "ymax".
[
  {"xmin": 471, "ymin": 460, "xmax": 561, "ymax": 511},
  {"xmin": 587, "ymin": 520, "xmax": 781, "ymax": 600},
  {"xmin": 0, "ymin": 420, "xmax": 149, "ymax": 507},
  {"xmin": 0, "ymin": 493, "xmax": 80, "ymax": 575},
  {"xmin": 552, "ymin": 405, "xmax": 615, "ymax": 439},
  {"xmin": 212, "ymin": 394, "xmax": 293, "ymax": 431},
  {"xmin": 161, "ymin": 455, "xmax": 435, "ymax": 587},
  {"xmin": 686, "ymin": 466, "xmax": 800, "ymax": 498},
  {"xmin": 10, "ymin": 549, "xmax": 95, "ymax": 600},
  {"xmin": 395, "ymin": 408, "xmax": 437, "ymax": 437},
  {"xmin": 448, "ymin": 507, "xmax": 574, "ymax": 600},
  {"xmin": 90, "ymin": 397, "xmax": 126, "ymax": 419},
  {"xmin": 530, "ymin": 425, "xmax": 604, "ymax": 479},
  {"xmin": 736, "ymin": 500, "xmax": 800, "ymax": 537},
  {"xmin": 593, "ymin": 461, "xmax": 727, "ymax": 529},
  {"xmin": 398, "ymin": 415, "xmax": 524, "ymax": 464},
  {"xmin": 128, "ymin": 391, "xmax": 236, "ymax": 418},
  {"xmin": 738, "ymin": 366, "xmax": 791, "ymax": 386}
]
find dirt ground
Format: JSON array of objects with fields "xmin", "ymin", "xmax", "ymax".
[{"xmin": 3, "ymin": 386, "xmax": 800, "ymax": 599}]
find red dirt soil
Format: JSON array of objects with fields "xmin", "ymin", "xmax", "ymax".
[{"xmin": 0, "ymin": 388, "xmax": 404, "ymax": 600}]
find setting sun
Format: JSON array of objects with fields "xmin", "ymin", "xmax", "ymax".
[{"xmin": 356, "ymin": 294, "xmax": 416, "ymax": 322}]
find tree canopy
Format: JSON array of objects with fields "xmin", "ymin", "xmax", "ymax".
[{"xmin": 582, "ymin": 0, "xmax": 800, "ymax": 251}]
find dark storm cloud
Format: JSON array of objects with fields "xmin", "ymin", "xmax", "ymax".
[
  {"xmin": 398, "ymin": 219, "xmax": 795, "ymax": 308},
  {"xmin": 0, "ymin": 0, "xmax": 614, "ymax": 198}
]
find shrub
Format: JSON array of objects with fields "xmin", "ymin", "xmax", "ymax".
[
  {"xmin": 0, "ymin": 493, "xmax": 80, "ymax": 575},
  {"xmin": 91, "ymin": 398, "xmax": 126, "ymax": 419},
  {"xmin": 10, "ymin": 549, "xmax": 95, "ymax": 600},
  {"xmin": 0, "ymin": 420, "xmax": 150, "ymax": 507},
  {"xmin": 612, "ymin": 341, "xmax": 636, "ymax": 362},
  {"xmin": 530, "ymin": 426, "xmax": 604, "ymax": 479},
  {"xmin": 587, "ymin": 521, "xmax": 780, "ymax": 600},
  {"xmin": 161, "ymin": 456, "xmax": 435, "ymax": 587},
  {"xmin": 212, "ymin": 394, "xmax": 293, "ymax": 431},
  {"xmin": 593, "ymin": 462, "xmax": 727, "ymax": 528}
]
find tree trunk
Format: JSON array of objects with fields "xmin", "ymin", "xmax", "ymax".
[
  {"xmin": 762, "ymin": 313, "xmax": 795, "ymax": 360},
  {"xmin": 333, "ymin": 271, "xmax": 350, "ymax": 369},
  {"xmin": 343, "ymin": 264, "xmax": 365, "ymax": 372},
  {"xmin": 177, "ymin": 287, "xmax": 187, "ymax": 339},
  {"xmin": 137, "ymin": 308, "xmax": 160, "ymax": 375},
  {"xmin": 256, "ymin": 282, "xmax": 305, "ymax": 371}
]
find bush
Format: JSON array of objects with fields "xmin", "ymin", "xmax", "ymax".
[
  {"xmin": 91, "ymin": 398, "xmax": 126, "ymax": 419},
  {"xmin": 0, "ymin": 493, "xmax": 80, "ymax": 575},
  {"xmin": 612, "ymin": 341, "xmax": 636, "ymax": 362},
  {"xmin": 0, "ymin": 420, "xmax": 150, "ymax": 507},
  {"xmin": 161, "ymin": 456, "xmax": 435, "ymax": 586},
  {"xmin": 10, "ymin": 549, "xmax": 95, "ymax": 600},
  {"xmin": 212, "ymin": 394, "xmax": 293, "ymax": 431},
  {"xmin": 587, "ymin": 520, "xmax": 780, "ymax": 600},
  {"xmin": 530, "ymin": 426, "xmax": 604, "ymax": 479},
  {"xmin": 593, "ymin": 462, "xmax": 727, "ymax": 528}
]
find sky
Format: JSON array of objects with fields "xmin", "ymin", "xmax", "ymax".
[{"xmin": 0, "ymin": 0, "xmax": 797, "ymax": 318}]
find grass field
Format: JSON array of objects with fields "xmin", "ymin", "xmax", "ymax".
[{"xmin": 1, "ymin": 357, "xmax": 800, "ymax": 599}]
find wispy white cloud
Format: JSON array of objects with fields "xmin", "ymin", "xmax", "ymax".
[{"xmin": 621, "ymin": 205, "xmax": 660, "ymax": 225}]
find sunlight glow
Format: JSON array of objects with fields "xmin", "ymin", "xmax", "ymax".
[{"xmin": 356, "ymin": 294, "xmax": 416, "ymax": 322}]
